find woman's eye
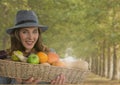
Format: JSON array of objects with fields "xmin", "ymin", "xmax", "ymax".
[
  {"xmin": 33, "ymin": 30, "xmax": 38, "ymax": 33},
  {"xmin": 22, "ymin": 31, "xmax": 28, "ymax": 34},
  {"xmin": 22, "ymin": 31, "xmax": 27, "ymax": 34}
]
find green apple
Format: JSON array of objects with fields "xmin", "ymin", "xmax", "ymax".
[
  {"xmin": 11, "ymin": 54, "xmax": 20, "ymax": 61},
  {"xmin": 27, "ymin": 53, "xmax": 39, "ymax": 64}
]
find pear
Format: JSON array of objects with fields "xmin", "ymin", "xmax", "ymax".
[
  {"xmin": 13, "ymin": 50, "xmax": 27, "ymax": 62},
  {"xmin": 11, "ymin": 54, "xmax": 20, "ymax": 61}
]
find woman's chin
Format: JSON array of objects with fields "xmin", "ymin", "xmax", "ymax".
[{"xmin": 25, "ymin": 47, "xmax": 34, "ymax": 51}]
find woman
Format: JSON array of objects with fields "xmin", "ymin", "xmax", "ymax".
[{"xmin": 0, "ymin": 10, "xmax": 65, "ymax": 84}]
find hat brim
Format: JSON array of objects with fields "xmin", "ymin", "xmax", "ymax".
[{"xmin": 6, "ymin": 23, "xmax": 48, "ymax": 34}]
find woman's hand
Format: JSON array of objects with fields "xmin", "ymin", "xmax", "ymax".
[
  {"xmin": 15, "ymin": 74, "xmax": 66, "ymax": 84},
  {"xmin": 51, "ymin": 74, "xmax": 66, "ymax": 85},
  {"xmin": 22, "ymin": 77, "xmax": 41, "ymax": 84},
  {"xmin": 16, "ymin": 77, "xmax": 41, "ymax": 84}
]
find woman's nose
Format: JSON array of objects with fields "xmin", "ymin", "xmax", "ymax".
[{"xmin": 28, "ymin": 33, "xmax": 33, "ymax": 39}]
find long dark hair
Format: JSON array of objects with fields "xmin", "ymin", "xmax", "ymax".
[{"xmin": 9, "ymin": 28, "xmax": 50, "ymax": 55}]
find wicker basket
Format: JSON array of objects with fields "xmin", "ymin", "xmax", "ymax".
[{"xmin": 0, "ymin": 59, "xmax": 89, "ymax": 84}]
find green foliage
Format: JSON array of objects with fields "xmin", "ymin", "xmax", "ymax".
[{"xmin": 0, "ymin": 0, "xmax": 120, "ymax": 59}]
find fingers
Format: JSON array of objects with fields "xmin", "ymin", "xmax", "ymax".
[
  {"xmin": 15, "ymin": 78, "xmax": 22, "ymax": 83},
  {"xmin": 23, "ymin": 77, "xmax": 34, "ymax": 83},
  {"xmin": 51, "ymin": 74, "xmax": 66, "ymax": 85},
  {"xmin": 27, "ymin": 77, "xmax": 34, "ymax": 83},
  {"xmin": 55, "ymin": 75, "xmax": 60, "ymax": 83},
  {"xmin": 51, "ymin": 80, "xmax": 56, "ymax": 85},
  {"xmin": 59, "ymin": 74, "xmax": 65, "ymax": 84},
  {"xmin": 22, "ymin": 77, "xmax": 41, "ymax": 84},
  {"xmin": 32, "ymin": 78, "xmax": 41, "ymax": 84}
]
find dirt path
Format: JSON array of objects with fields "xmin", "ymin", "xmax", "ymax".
[{"xmin": 82, "ymin": 72, "xmax": 120, "ymax": 85}]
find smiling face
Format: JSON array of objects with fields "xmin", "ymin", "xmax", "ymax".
[{"xmin": 19, "ymin": 27, "xmax": 39, "ymax": 52}]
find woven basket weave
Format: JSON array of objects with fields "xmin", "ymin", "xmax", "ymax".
[{"xmin": 0, "ymin": 59, "xmax": 89, "ymax": 84}]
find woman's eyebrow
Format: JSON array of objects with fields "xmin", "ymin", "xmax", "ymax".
[
  {"xmin": 22, "ymin": 29, "xmax": 28, "ymax": 32},
  {"xmin": 21, "ymin": 28, "xmax": 29, "ymax": 31},
  {"xmin": 33, "ymin": 29, "xmax": 38, "ymax": 31}
]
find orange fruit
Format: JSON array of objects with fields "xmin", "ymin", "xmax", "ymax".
[
  {"xmin": 47, "ymin": 52, "xmax": 59, "ymax": 64},
  {"xmin": 52, "ymin": 61, "xmax": 66, "ymax": 67},
  {"xmin": 41, "ymin": 63, "xmax": 51, "ymax": 66},
  {"xmin": 37, "ymin": 52, "xmax": 48, "ymax": 63}
]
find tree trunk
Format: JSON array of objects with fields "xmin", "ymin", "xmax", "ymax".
[
  {"xmin": 101, "ymin": 40, "xmax": 105, "ymax": 77},
  {"xmin": 95, "ymin": 56, "xmax": 98, "ymax": 74},
  {"xmin": 107, "ymin": 46, "xmax": 113, "ymax": 79},
  {"xmin": 112, "ymin": 44, "xmax": 118, "ymax": 80},
  {"xmin": 104, "ymin": 53, "xmax": 108, "ymax": 77},
  {"xmin": 97, "ymin": 55, "xmax": 100, "ymax": 75},
  {"xmin": 91, "ymin": 56, "xmax": 95, "ymax": 73}
]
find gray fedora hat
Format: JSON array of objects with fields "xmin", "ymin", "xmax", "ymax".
[{"xmin": 6, "ymin": 10, "xmax": 48, "ymax": 34}]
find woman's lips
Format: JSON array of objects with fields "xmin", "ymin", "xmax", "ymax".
[{"xmin": 26, "ymin": 41, "xmax": 34, "ymax": 45}]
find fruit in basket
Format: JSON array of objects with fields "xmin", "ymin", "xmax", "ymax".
[
  {"xmin": 47, "ymin": 52, "xmax": 59, "ymax": 64},
  {"xmin": 52, "ymin": 61, "xmax": 66, "ymax": 67},
  {"xmin": 13, "ymin": 50, "xmax": 27, "ymax": 62},
  {"xmin": 27, "ymin": 53, "xmax": 39, "ymax": 64},
  {"xmin": 0, "ymin": 50, "xmax": 7, "ymax": 59},
  {"xmin": 37, "ymin": 52, "xmax": 48, "ymax": 63},
  {"xmin": 41, "ymin": 63, "xmax": 51, "ymax": 66},
  {"xmin": 11, "ymin": 54, "xmax": 20, "ymax": 61}
]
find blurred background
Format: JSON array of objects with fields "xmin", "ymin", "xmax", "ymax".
[{"xmin": 0, "ymin": 0, "xmax": 120, "ymax": 84}]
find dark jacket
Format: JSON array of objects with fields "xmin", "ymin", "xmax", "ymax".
[{"xmin": 0, "ymin": 76, "xmax": 50, "ymax": 84}]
